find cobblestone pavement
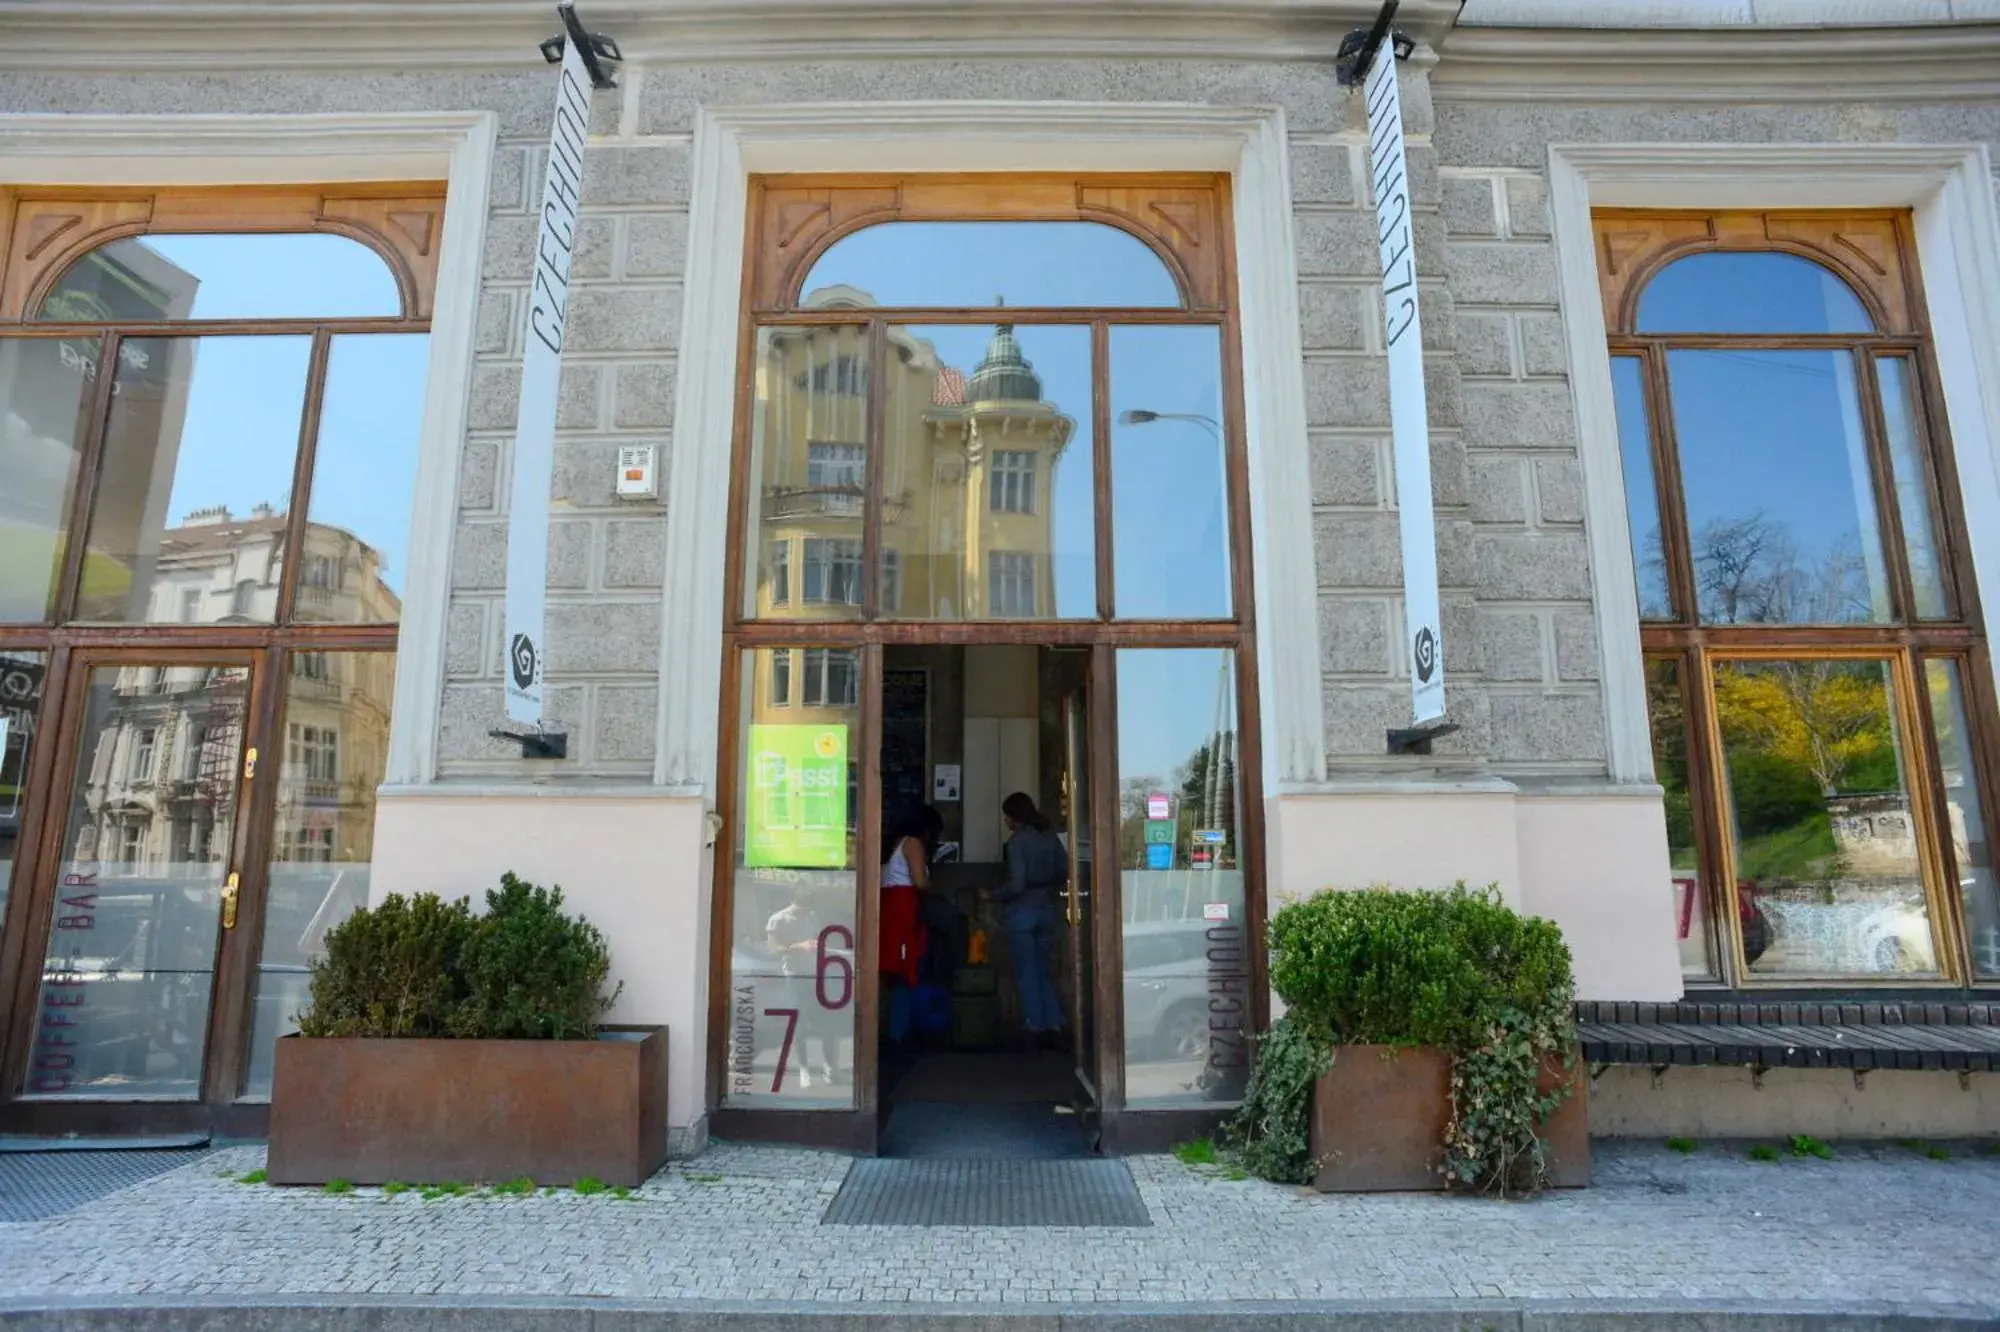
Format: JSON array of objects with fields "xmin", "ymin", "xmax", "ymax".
[{"xmin": 2, "ymin": 1141, "xmax": 1998, "ymax": 1309}]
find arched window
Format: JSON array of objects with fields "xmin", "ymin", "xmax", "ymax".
[
  {"xmin": 1634, "ymin": 250, "xmax": 1874, "ymax": 336},
  {"xmin": 0, "ymin": 195, "xmax": 435, "ymax": 628},
  {"xmin": 798, "ymin": 220, "xmax": 1183, "ymax": 309},
  {"xmin": 1600, "ymin": 211, "xmax": 1997, "ymax": 987},
  {"xmin": 38, "ymin": 232, "xmax": 403, "ymax": 323}
]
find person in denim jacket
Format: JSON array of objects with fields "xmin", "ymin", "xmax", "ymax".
[{"xmin": 995, "ymin": 791, "xmax": 1068, "ymax": 1052}]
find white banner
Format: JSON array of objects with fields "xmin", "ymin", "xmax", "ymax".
[
  {"xmin": 504, "ymin": 31, "xmax": 595, "ymax": 725},
  {"xmin": 1364, "ymin": 45, "xmax": 1446, "ymax": 724}
]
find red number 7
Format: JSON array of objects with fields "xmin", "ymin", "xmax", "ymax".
[{"xmin": 765, "ymin": 1007, "xmax": 800, "ymax": 1093}]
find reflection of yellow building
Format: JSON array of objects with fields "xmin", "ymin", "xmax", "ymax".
[
  {"xmin": 746, "ymin": 286, "xmax": 1074, "ymax": 725},
  {"xmin": 75, "ymin": 510, "xmax": 398, "ymax": 881}
]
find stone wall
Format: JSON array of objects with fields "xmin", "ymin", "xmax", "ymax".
[
  {"xmin": 11, "ymin": 62, "xmax": 1891, "ymax": 784},
  {"xmin": 442, "ymin": 122, "xmax": 687, "ymax": 779}
]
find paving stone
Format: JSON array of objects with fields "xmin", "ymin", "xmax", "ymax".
[{"xmin": 2, "ymin": 1143, "xmax": 1997, "ymax": 1312}]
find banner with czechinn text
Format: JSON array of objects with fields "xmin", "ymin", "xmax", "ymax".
[
  {"xmin": 504, "ymin": 27, "xmax": 594, "ymax": 725},
  {"xmin": 1364, "ymin": 43, "xmax": 1447, "ymax": 724}
]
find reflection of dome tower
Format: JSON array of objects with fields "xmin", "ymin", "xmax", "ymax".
[{"xmin": 965, "ymin": 318, "xmax": 1042, "ymax": 404}]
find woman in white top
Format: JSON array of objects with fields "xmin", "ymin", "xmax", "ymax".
[{"xmin": 881, "ymin": 806, "xmax": 942, "ymax": 990}]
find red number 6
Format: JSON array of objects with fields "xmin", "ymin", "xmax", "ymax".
[{"xmin": 815, "ymin": 924, "xmax": 854, "ymax": 1010}]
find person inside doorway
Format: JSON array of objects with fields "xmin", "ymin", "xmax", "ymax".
[
  {"xmin": 996, "ymin": 792, "xmax": 1068, "ymax": 1052},
  {"xmin": 882, "ymin": 805, "xmax": 941, "ymax": 1043}
]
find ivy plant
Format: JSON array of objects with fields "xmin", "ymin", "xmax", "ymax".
[{"xmin": 1223, "ymin": 883, "xmax": 1577, "ymax": 1197}]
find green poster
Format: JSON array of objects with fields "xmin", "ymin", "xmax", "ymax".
[{"xmin": 745, "ymin": 723, "xmax": 849, "ymax": 868}]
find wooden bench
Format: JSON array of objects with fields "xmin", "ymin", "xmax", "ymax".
[{"xmin": 1575, "ymin": 1000, "xmax": 2000, "ymax": 1075}]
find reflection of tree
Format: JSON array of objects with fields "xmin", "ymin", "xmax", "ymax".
[
  {"xmin": 1693, "ymin": 511, "xmax": 1874, "ymax": 625},
  {"xmin": 1638, "ymin": 526, "xmax": 1671, "ymax": 618},
  {"xmin": 1644, "ymin": 663, "xmax": 1697, "ymax": 864},
  {"xmin": 1713, "ymin": 661, "xmax": 1899, "ymax": 882}
]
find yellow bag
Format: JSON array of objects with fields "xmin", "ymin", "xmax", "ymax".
[{"xmin": 967, "ymin": 928, "xmax": 989, "ymax": 966}]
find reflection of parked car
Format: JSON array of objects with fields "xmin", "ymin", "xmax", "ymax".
[
  {"xmin": 34, "ymin": 877, "xmax": 217, "ymax": 1094},
  {"xmin": 1122, "ymin": 920, "xmax": 1217, "ymax": 1062},
  {"xmin": 1858, "ymin": 900, "xmax": 1934, "ymax": 973}
]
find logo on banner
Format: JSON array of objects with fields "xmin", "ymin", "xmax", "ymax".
[
  {"xmin": 509, "ymin": 633, "xmax": 541, "ymax": 692},
  {"xmin": 1412, "ymin": 626, "xmax": 1437, "ymax": 683}
]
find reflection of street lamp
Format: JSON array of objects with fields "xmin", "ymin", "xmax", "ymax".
[{"xmin": 1119, "ymin": 409, "xmax": 1219, "ymax": 434}]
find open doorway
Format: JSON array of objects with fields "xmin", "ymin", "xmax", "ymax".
[{"xmin": 875, "ymin": 644, "xmax": 1098, "ymax": 1158}]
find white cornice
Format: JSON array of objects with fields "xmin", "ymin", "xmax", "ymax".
[
  {"xmin": 1433, "ymin": 22, "xmax": 2000, "ymax": 101},
  {"xmin": 0, "ymin": 0, "xmax": 1464, "ymax": 72},
  {"xmin": 1459, "ymin": 0, "xmax": 2000, "ymax": 27}
]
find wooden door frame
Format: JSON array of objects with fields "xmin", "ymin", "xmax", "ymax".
[
  {"xmin": 705, "ymin": 172, "xmax": 1269, "ymax": 1153},
  {"xmin": 0, "ymin": 645, "xmax": 278, "ymax": 1136}
]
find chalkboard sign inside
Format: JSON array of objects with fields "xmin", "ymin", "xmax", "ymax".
[{"xmin": 882, "ymin": 669, "xmax": 928, "ymax": 833}]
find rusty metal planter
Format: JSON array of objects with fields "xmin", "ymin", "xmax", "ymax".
[
  {"xmin": 267, "ymin": 1025, "xmax": 667, "ymax": 1188},
  {"xmin": 1309, "ymin": 1043, "xmax": 1588, "ymax": 1193}
]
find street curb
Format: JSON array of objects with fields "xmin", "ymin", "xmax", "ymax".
[{"xmin": 1, "ymin": 1297, "xmax": 1995, "ymax": 1330}]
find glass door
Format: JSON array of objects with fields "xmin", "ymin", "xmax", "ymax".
[
  {"xmin": 1062, "ymin": 686, "xmax": 1097, "ymax": 1115},
  {"xmin": 11, "ymin": 652, "xmax": 264, "ymax": 1112}
]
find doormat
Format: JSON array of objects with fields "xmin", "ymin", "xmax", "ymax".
[
  {"xmin": 0, "ymin": 1149, "xmax": 208, "ymax": 1223},
  {"xmin": 821, "ymin": 1158, "xmax": 1151, "ymax": 1227}
]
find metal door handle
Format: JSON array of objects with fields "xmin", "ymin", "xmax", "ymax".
[{"xmin": 221, "ymin": 872, "xmax": 240, "ymax": 929}]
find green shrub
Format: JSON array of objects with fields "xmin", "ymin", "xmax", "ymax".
[
  {"xmin": 295, "ymin": 875, "xmax": 617, "ymax": 1041},
  {"xmin": 298, "ymin": 893, "xmax": 474, "ymax": 1038},
  {"xmin": 451, "ymin": 874, "xmax": 620, "ymax": 1040},
  {"xmin": 1229, "ymin": 883, "xmax": 1577, "ymax": 1197}
]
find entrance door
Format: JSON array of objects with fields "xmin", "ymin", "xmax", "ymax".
[
  {"xmin": 5, "ymin": 651, "xmax": 267, "ymax": 1130},
  {"xmin": 1061, "ymin": 686, "xmax": 1097, "ymax": 1117}
]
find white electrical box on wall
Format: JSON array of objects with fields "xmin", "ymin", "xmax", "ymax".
[{"xmin": 615, "ymin": 444, "xmax": 657, "ymax": 499}]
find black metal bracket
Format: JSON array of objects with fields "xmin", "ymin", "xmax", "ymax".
[
  {"xmin": 1386, "ymin": 721, "xmax": 1459, "ymax": 756},
  {"xmin": 488, "ymin": 728, "xmax": 569, "ymax": 760},
  {"xmin": 1336, "ymin": 0, "xmax": 1416, "ymax": 87},
  {"xmin": 540, "ymin": 1, "xmax": 622, "ymax": 90}
]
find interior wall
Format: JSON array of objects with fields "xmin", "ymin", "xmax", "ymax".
[{"xmin": 963, "ymin": 645, "xmax": 1039, "ymax": 863}]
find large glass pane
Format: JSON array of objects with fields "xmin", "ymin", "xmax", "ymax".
[
  {"xmin": 800, "ymin": 222, "xmax": 1179, "ymax": 309},
  {"xmin": 1637, "ymin": 252, "xmax": 1873, "ymax": 335},
  {"xmin": 241, "ymin": 650, "xmax": 396, "ymax": 1098},
  {"xmin": 1668, "ymin": 350, "xmax": 1892, "ymax": 626},
  {"xmin": 744, "ymin": 326, "xmax": 868, "ymax": 623},
  {"xmin": 1924, "ymin": 659, "xmax": 1999, "ymax": 978},
  {"xmin": 40, "ymin": 233, "xmax": 401, "ymax": 323},
  {"xmin": 76, "ymin": 336, "xmax": 311, "ymax": 623},
  {"xmin": 1112, "ymin": 326, "xmax": 1231, "ymax": 619},
  {"xmin": 296, "ymin": 334, "xmax": 429, "ymax": 625},
  {"xmin": 24, "ymin": 662, "xmax": 247, "ymax": 1098},
  {"xmin": 1117, "ymin": 648, "xmax": 1249, "ymax": 1107},
  {"xmin": 1714, "ymin": 658, "xmax": 1939, "ymax": 979},
  {"xmin": 0, "ymin": 337, "xmax": 93, "ymax": 622},
  {"xmin": 1876, "ymin": 357, "xmax": 1951, "ymax": 620},
  {"xmin": 0, "ymin": 651, "xmax": 49, "ymax": 952},
  {"xmin": 1646, "ymin": 657, "xmax": 1716, "ymax": 980},
  {"xmin": 884, "ymin": 325, "xmax": 1094, "ymax": 619},
  {"xmin": 726, "ymin": 647, "xmax": 860, "ymax": 1105},
  {"xmin": 1611, "ymin": 357, "xmax": 1674, "ymax": 620}
]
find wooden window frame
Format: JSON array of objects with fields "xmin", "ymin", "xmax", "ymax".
[
  {"xmin": 0, "ymin": 184, "xmax": 440, "ymax": 1133},
  {"xmin": 1600, "ymin": 208, "xmax": 2000, "ymax": 989},
  {"xmin": 709, "ymin": 173, "xmax": 1268, "ymax": 1149}
]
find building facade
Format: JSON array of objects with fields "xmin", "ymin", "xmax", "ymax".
[{"xmin": 0, "ymin": 0, "xmax": 1997, "ymax": 1150}]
